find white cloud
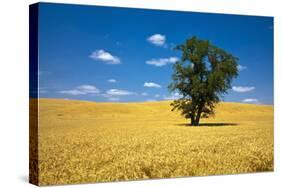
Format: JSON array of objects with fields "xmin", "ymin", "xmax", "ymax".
[
  {"xmin": 147, "ymin": 34, "xmax": 166, "ymax": 46},
  {"xmin": 146, "ymin": 57, "xmax": 179, "ymax": 67},
  {"xmin": 108, "ymin": 79, "xmax": 117, "ymax": 83},
  {"xmin": 58, "ymin": 85, "xmax": 100, "ymax": 95},
  {"xmin": 145, "ymin": 99, "xmax": 156, "ymax": 102},
  {"xmin": 106, "ymin": 89, "xmax": 135, "ymax": 96},
  {"xmin": 154, "ymin": 94, "xmax": 160, "ymax": 98},
  {"xmin": 141, "ymin": 92, "xmax": 148, "ymax": 96},
  {"xmin": 108, "ymin": 97, "xmax": 120, "ymax": 101},
  {"xmin": 242, "ymin": 98, "xmax": 259, "ymax": 103},
  {"xmin": 237, "ymin": 64, "xmax": 247, "ymax": 71},
  {"xmin": 76, "ymin": 85, "xmax": 100, "ymax": 94},
  {"xmin": 144, "ymin": 82, "xmax": 162, "ymax": 88},
  {"xmin": 89, "ymin": 50, "xmax": 120, "ymax": 64},
  {"xmin": 58, "ymin": 90, "xmax": 86, "ymax": 95},
  {"xmin": 232, "ymin": 86, "xmax": 255, "ymax": 93},
  {"xmin": 163, "ymin": 92, "xmax": 183, "ymax": 100}
]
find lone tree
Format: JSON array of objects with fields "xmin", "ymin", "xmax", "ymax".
[{"xmin": 169, "ymin": 36, "xmax": 239, "ymax": 126}]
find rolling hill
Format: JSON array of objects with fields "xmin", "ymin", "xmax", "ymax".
[{"xmin": 32, "ymin": 99, "xmax": 273, "ymax": 185}]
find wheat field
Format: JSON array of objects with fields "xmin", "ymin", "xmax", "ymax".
[{"xmin": 33, "ymin": 98, "xmax": 273, "ymax": 185}]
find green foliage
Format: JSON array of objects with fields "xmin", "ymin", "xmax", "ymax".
[{"xmin": 169, "ymin": 36, "xmax": 239, "ymax": 125}]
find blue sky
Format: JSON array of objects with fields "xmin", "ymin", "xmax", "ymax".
[{"xmin": 37, "ymin": 3, "xmax": 273, "ymax": 104}]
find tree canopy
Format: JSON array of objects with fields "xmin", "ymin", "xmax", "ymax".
[{"xmin": 169, "ymin": 36, "xmax": 239, "ymax": 125}]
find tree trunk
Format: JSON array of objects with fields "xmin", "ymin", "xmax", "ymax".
[
  {"xmin": 194, "ymin": 104, "xmax": 204, "ymax": 126},
  {"xmin": 194, "ymin": 112, "xmax": 201, "ymax": 126},
  {"xmin": 190, "ymin": 116, "xmax": 195, "ymax": 126}
]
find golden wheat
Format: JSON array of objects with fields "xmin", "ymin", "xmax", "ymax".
[{"xmin": 34, "ymin": 99, "xmax": 273, "ymax": 185}]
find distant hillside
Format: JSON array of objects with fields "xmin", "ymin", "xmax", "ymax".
[{"xmin": 34, "ymin": 98, "xmax": 273, "ymax": 124}]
